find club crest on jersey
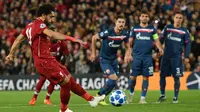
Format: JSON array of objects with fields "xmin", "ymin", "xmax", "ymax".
[
  {"xmin": 100, "ymin": 30, "xmax": 108, "ymax": 37},
  {"xmin": 40, "ymin": 23, "xmax": 46, "ymax": 29},
  {"xmin": 100, "ymin": 32, "xmax": 104, "ymax": 37},
  {"xmin": 105, "ymin": 69, "xmax": 110, "ymax": 74}
]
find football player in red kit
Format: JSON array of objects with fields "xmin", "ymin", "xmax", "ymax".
[
  {"xmin": 29, "ymin": 40, "xmax": 71, "ymax": 105},
  {"xmin": 6, "ymin": 3, "xmax": 105, "ymax": 112}
]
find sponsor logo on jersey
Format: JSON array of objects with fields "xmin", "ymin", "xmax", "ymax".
[
  {"xmin": 108, "ymin": 40, "xmax": 121, "ymax": 48},
  {"xmin": 167, "ymin": 33, "xmax": 181, "ymax": 42},
  {"xmin": 136, "ymin": 32, "xmax": 151, "ymax": 40}
]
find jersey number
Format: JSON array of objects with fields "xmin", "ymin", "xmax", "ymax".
[
  {"xmin": 149, "ymin": 66, "xmax": 154, "ymax": 74},
  {"xmin": 176, "ymin": 68, "xmax": 181, "ymax": 76},
  {"xmin": 26, "ymin": 28, "xmax": 32, "ymax": 45}
]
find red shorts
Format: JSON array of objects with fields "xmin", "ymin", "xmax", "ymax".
[{"xmin": 35, "ymin": 58, "xmax": 70, "ymax": 85}]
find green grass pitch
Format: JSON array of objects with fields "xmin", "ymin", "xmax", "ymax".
[{"xmin": 0, "ymin": 90, "xmax": 199, "ymax": 112}]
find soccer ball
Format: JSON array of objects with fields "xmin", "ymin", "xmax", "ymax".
[{"xmin": 109, "ymin": 90, "xmax": 126, "ymax": 106}]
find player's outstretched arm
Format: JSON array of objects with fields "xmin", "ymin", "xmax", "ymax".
[
  {"xmin": 43, "ymin": 29, "xmax": 84, "ymax": 45},
  {"xmin": 6, "ymin": 34, "xmax": 26, "ymax": 62},
  {"xmin": 90, "ymin": 34, "xmax": 100, "ymax": 62}
]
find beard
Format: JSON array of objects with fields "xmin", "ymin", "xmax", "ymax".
[
  {"xmin": 142, "ymin": 20, "xmax": 148, "ymax": 24},
  {"xmin": 44, "ymin": 19, "xmax": 51, "ymax": 26},
  {"xmin": 175, "ymin": 22, "xmax": 181, "ymax": 27},
  {"xmin": 118, "ymin": 26, "xmax": 124, "ymax": 31}
]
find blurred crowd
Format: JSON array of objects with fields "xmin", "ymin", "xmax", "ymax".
[{"xmin": 0, "ymin": 0, "xmax": 200, "ymax": 75}]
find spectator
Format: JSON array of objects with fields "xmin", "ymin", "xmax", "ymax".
[{"xmin": 0, "ymin": 0, "xmax": 200, "ymax": 75}]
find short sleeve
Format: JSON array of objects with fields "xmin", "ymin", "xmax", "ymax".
[
  {"xmin": 124, "ymin": 31, "xmax": 129, "ymax": 43},
  {"xmin": 37, "ymin": 23, "xmax": 47, "ymax": 34},
  {"xmin": 160, "ymin": 25, "xmax": 168, "ymax": 44},
  {"xmin": 152, "ymin": 27, "xmax": 159, "ymax": 40},
  {"xmin": 160, "ymin": 25, "xmax": 167, "ymax": 38},
  {"xmin": 129, "ymin": 27, "xmax": 135, "ymax": 39},
  {"xmin": 98, "ymin": 30, "xmax": 109, "ymax": 39},
  {"xmin": 21, "ymin": 27, "xmax": 27, "ymax": 36}
]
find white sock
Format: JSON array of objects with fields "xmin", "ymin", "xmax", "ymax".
[
  {"xmin": 141, "ymin": 96, "xmax": 145, "ymax": 100},
  {"xmin": 130, "ymin": 92, "xmax": 134, "ymax": 96},
  {"xmin": 173, "ymin": 97, "xmax": 177, "ymax": 99},
  {"xmin": 34, "ymin": 91, "xmax": 39, "ymax": 95},
  {"xmin": 46, "ymin": 93, "xmax": 51, "ymax": 96},
  {"xmin": 161, "ymin": 94, "xmax": 165, "ymax": 97}
]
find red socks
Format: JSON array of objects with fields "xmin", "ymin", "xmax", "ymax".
[
  {"xmin": 60, "ymin": 81, "xmax": 71, "ymax": 111},
  {"xmin": 70, "ymin": 77, "xmax": 94, "ymax": 101}
]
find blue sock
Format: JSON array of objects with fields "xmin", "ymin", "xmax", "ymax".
[
  {"xmin": 98, "ymin": 79, "xmax": 116, "ymax": 96},
  {"xmin": 141, "ymin": 80, "xmax": 149, "ymax": 97},
  {"xmin": 160, "ymin": 76, "xmax": 166, "ymax": 96},
  {"xmin": 174, "ymin": 77, "xmax": 180, "ymax": 98},
  {"xmin": 105, "ymin": 86, "xmax": 115, "ymax": 95},
  {"xmin": 129, "ymin": 79, "xmax": 136, "ymax": 94}
]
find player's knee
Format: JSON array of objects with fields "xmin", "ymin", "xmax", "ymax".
[
  {"xmin": 108, "ymin": 74, "xmax": 118, "ymax": 80},
  {"xmin": 174, "ymin": 77, "xmax": 180, "ymax": 83},
  {"xmin": 129, "ymin": 79, "xmax": 136, "ymax": 87},
  {"xmin": 143, "ymin": 76, "xmax": 149, "ymax": 80},
  {"xmin": 107, "ymin": 79, "xmax": 117, "ymax": 87},
  {"xmin": 59, "ymin": 76, "xmax": 70, "ymax": 86},
  {"xmin": 130, "ymin": 76, "xmax": 137, "ymax": 80},
  {"xmin": 49, "ymin": 82, "xmax": 55, "ymax": 87},
  {"xmin": 39, "ymin": 76, "xmax": 46, "ymax": 83}
]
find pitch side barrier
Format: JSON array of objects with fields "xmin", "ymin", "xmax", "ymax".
[{"xmin": 0, "ymin": 72, "xmax": 198, "ymax": 91}]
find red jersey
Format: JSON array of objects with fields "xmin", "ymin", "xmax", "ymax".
[
  {"xmin": 51, "ymin": 41, "xmax": 69, "ymax": 61},
  {"xmin": 21, "ymin": 18, "xmax": 53, "ymax": 60},
  {"xmin": 20, "ymin": 18, "xmax": 70, "ymax": 85}
]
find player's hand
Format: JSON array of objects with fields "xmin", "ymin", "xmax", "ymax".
[
  {"xmin": 5, "ymin": 54, "xmax": 14, "ymax": 64},
  {"xmin": 76, "ymin": 39, "xmax": 87, "ymax": 47},
  {"xmin": 90, "ymin": 53, "xmax": 96, "ymax": 62},
  {"xmin": 124, "ymin": 55, "xmax": 133, "ymax": 63},
  {"xmin": 158, "ymin": 49, "xmax": 164, "ymax": 56},
  {"xmin": 184, "ymin": 58, "xmax": 189, "ymax": 64}
]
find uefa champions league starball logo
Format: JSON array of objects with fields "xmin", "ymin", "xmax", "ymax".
[
  {"xmin": 186, "ymin": 72, "xmax": 200, "ymax": 89},
  {"xmin": 117, "ymin": 75, "xmax": 129, "ymax": 90}
]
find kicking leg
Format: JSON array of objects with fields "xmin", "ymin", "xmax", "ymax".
[
  {"xmin": 70, "ymin": 77, "xmax": 105, "ymax": 107},
  {"xmin": 70, "ymin": 77, "xmax": 93, "ymax": 101}
]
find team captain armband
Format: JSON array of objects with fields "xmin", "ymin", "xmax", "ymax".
[
  {"xmin": 153, "ymin": 34, "xmax": 159, "ymax": 40},
  {"xmin": 65, "ymin": 36, "xmax": 76, "ymax": 42}
]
